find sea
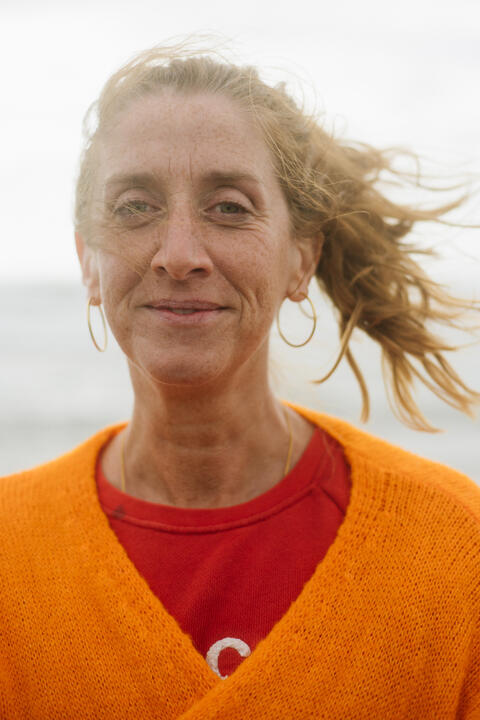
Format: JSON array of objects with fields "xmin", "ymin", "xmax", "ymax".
[{"xmin": 1, "ymin": 281, "xmax": 479, "ymax": 484}]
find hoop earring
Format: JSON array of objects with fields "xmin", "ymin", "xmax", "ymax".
[
  {"xmin": 276, "ymin": 294, "xmax": 317, "ymax": 348},
  {"xmin": 87, "ymin": 298, "xmax": 108, "ymax": 352}
]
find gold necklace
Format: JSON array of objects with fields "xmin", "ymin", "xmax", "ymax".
[{"xmin": 120, "ymin": 407, "xmax": 294, "ymax": 494}]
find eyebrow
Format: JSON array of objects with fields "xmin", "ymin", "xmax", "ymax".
[
  {"xmin": 201, "ymin": 171, "xmax": 263, "ymax": 188},
  {"xmin": 104, "ymin": 170, "xmax": 264, "ymax": 193},
  {"xmin": 104, "ymin": 172, "xmax": 161, "ymax": 195}
]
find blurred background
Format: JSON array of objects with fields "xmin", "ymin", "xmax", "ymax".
[{"xmin": 1, "ymin": 0, "xmax": 479, "ymax": 481}]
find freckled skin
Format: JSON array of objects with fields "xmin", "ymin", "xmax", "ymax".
[
  {"xmin": 87, "ymin": 91, "xmax": 313, "ymax": 388},
  {"xmin": 76, "ymin": 90, "xmax": 321, "ymax": 508}
]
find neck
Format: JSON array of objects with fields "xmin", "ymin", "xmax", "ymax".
[{"xmin": 102, "ymin": 361, "xmax": 314, "ymax": 508}]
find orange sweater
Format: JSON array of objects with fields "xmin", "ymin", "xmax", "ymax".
[{"xmin": 1, "ymin": 405, "xmax": 480, "ymax": 719}]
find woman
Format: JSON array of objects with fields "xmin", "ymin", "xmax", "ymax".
[{"xmin": 1, "ymin": 41, "xmax": 479, "ymax": 719}]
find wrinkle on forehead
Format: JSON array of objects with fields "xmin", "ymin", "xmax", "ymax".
[{"xmin": 98, "ymin": 90, "xmax": 276, "ymax": 175}]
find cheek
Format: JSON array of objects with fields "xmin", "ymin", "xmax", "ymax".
[
  {"xmin": 221, "ymin": 239, "xmax": 289, "ymax": 318},
  {"xmin": 97, "ymin": 254, "xmax": 138, "ymax": 320},
  {"xmin": 96, "ymin": 228, "xmax": 155, "ymax": 279}
]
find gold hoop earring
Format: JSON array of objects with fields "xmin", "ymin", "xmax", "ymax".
[
  {"xmin": 276, "ymin": 294, "xmax": 317, "ymax": 348},
  {"xmin": 87, "ymin": 298, "xmax": 108, "ymax": 352}
]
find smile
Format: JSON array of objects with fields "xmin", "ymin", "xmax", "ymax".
[
  {"xmin": 147, "ymin": 299, "xmax": 224, "ymax": 311},
  {"xmin": 168, "ymin": 308, "xmax": 200, "ymax": 315},
  {"xmin": 144, "ymin": 303, "xmax": 227, "ymax": 326}
]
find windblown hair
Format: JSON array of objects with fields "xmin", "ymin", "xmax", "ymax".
[{"xmin": 74, "ymin": 37, "xmax": 480, "ymax": 431}]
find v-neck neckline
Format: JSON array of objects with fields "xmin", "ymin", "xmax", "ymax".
[{"xmin": 72, "ymin": 404, "xmax": 383, "ymax": 706}]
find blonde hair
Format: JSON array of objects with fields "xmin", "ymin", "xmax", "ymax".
[{"xmin": 74, "ymin": 38, "xmax": 480, "ymax": 431}]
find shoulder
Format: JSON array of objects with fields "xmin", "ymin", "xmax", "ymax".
[
  {"xmin": 289, "ymin": 403, "xmax": 480, "ymax": 528},
  {"xmin": 290, "ymin": 406, "xmax": 480, "ymax": 612},
  {"xmin": 0, "ymin": 424, "xmax": 124, "ymax": 519}
]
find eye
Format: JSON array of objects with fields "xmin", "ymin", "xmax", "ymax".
[
  {"xmin": 207, "ymin": 200, "xmax": 251, "ymax": 227},
  {"xmin": 114, "ymin": 200, "xmax": 155, "ymax": 216},
  {"xmin": 216, "ymin": 201, "xmax": 247, "ymax": 214}
]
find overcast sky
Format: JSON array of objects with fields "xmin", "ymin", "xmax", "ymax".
[{"xmin": 1, "ymin": 0, "xmax": 479, "ymax": 285}]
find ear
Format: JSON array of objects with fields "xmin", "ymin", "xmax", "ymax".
[
  {"xmin": 287, "ymin": 233, "xmax": 324, "ymax": 301},
  {"xmin": 75, "ymin": 232, "xmax": 101, "ymax": 302}
]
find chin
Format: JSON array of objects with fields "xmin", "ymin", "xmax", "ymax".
[{"xmin": 129, "ymin": 349, "xmax": 229, "ymax": 390}]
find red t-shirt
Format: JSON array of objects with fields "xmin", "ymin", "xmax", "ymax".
[{"xmin": 96, "ymin": 427, "xmax": 351, "ymax": 678}]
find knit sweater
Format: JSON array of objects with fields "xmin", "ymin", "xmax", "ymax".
[{"xmin": 1, "ymin": 405, "xmax": 479, "ymax": 719}]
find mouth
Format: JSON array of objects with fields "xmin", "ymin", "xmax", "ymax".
[
  {"xmin": 148, "ymin": 300, "xmax": 225, "ymax": 312},
  {"xmin": 145, "ymin": 299, "xmax": 227, "ymax": 324},
  {"xmin": 159, "ymin": 308, "xmax": 204, "ymax": 315}
]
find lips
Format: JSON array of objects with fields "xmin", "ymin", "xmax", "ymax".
[
  {"xmin": 144, "ymin": 299, "xmax": 227, "ymax": 324},
  {"xmin": 147, "ymin": 299, "xmax": 224, "ymax": 311},
  {"xmin": 164, "ymin": 308, "xmax": 200, "ymax": 315}
]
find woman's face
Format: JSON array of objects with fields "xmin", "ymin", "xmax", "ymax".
[{"xmin": 77, "ymin": 90, "xmax": 319, "ymax": 388}]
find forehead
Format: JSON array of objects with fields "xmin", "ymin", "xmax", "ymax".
[{"xmin": 97, "ymin": 90, "xmax": 277, "ymax": 190}]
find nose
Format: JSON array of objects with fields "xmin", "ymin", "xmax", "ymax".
[{"xmin": 150, "ymin": 211, "xmax": 214, "ymax": 281}]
